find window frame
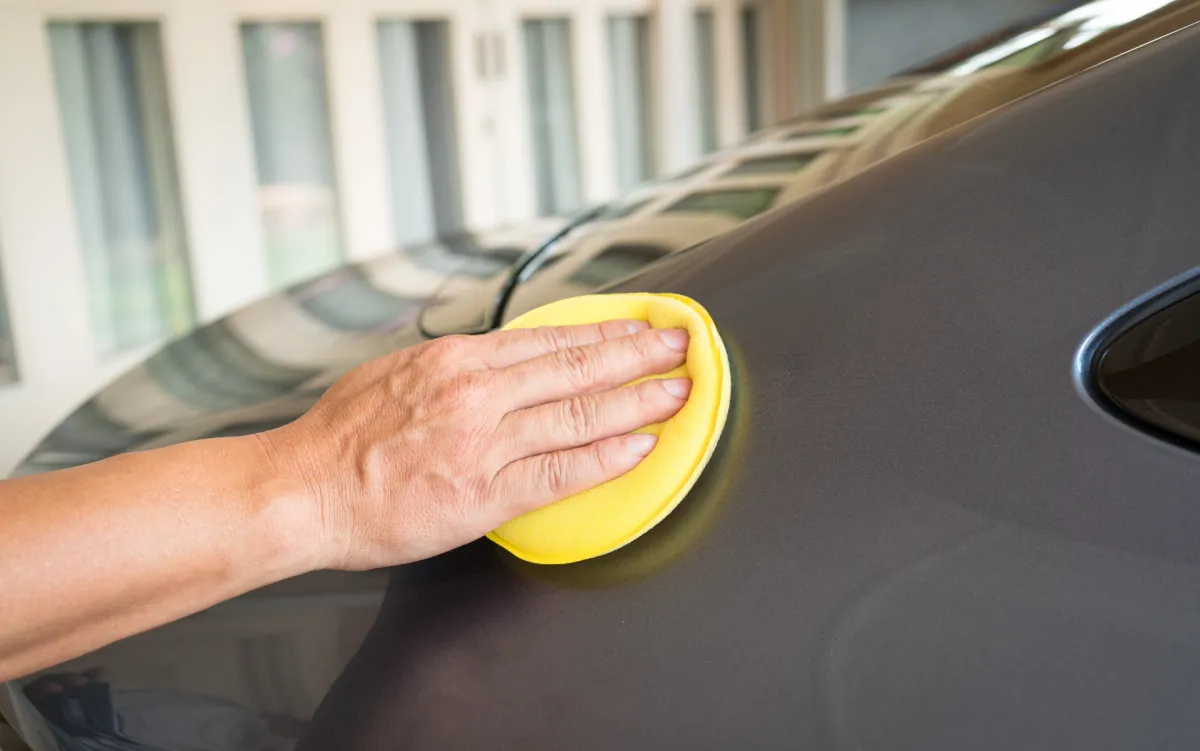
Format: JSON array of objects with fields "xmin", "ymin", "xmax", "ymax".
[{"xmin": 1081, "ymin": 270, "xmax": 1200, "ymax": 453}]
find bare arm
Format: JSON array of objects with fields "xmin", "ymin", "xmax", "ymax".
[{"xmin": 0, "ymin": 320, "xmax": 690, "ymax": 681}]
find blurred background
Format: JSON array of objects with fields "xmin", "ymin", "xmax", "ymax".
[{"xmin": 0, "ymin": 0, "xmax": 1072, "ymax": 475}]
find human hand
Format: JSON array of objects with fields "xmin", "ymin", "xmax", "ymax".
[{"xmin": 263, "ymin": 321, "xmax": 691, "ymax": 571}]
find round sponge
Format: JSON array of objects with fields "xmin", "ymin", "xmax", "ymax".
[{"xmin": 487, "ymin": 293, "xmax": 731, "ymax": 565}]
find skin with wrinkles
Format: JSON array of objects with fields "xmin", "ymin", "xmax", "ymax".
[{"xmin": 0, "ymin": 320, "xmax": 690, "ymax": 681}]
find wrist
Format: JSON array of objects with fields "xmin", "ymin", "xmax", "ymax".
[{"xmin": 235, "ymin": 430, "xmax": 330, "ymax": 578}]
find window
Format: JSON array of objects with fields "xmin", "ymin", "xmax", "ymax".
[
  {"xmin": 523, "ymin": 19, "xmax": 584, "ymax": 216},
  {"xmin": 741, "ymin": 5, "xmax": 764, "ymax": 134},
  {"xmin": 1092, "ymin": 285, "xmax": 1200, "ymax": 449},
  {"xmin": 241, "ymin": 22, "xmax": 342, "ymax": 288},
  {"xmin": 724, "ymin": 152, "xmax": 817, "ymax": 176},
  {"xmin": 609, "ymin": 15, "xmax": 657, "ymax": 191},
  {"xmin": 378, "ymin": 20, "xmax": 463, "ymax": 245},
  {"xmin": 48, "ymin": 22, "xmax": 194, "ymax": 355},
  {"xmin": 568, "ymin": 244, "xmax": 670, "ymax": 287},
  {"xmin": 787, "ymin": 125, "xmax": 860, "ymax": 140},
  {"xmin": 0, "ymin": 258, "xmax": 15, "ymax": 384},
  {"xmin": 663, "ymin": 188, "xmax": 779, "ymax": 220},
  {"xmin": 694, "ymin": 9, "xmax": 719, "ymax": 154}
]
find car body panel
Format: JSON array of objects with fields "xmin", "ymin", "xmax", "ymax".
[{"xmin": 298, "ymin": 25, "xmax": 1200, "ymax": 748}]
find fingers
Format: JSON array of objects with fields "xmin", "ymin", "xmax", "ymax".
[
  {"xmin": 496, "ymin": 327, "xmax": 690, "ymax": 410},
  {"xmin": 499, "ymin": 377, "xmax": 691, "ymax": 459},
  {"xmin": 477, "ymin": 320, "xmax": 650, "ymax": 369},
  {"xmin": 492, "ymin": 433, "xmax": 659, "ymax": 517}
]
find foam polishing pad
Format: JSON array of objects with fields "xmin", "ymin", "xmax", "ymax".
[{"xmin": 487, "ymin": 293, "xmax": 731, "ymax": 564}]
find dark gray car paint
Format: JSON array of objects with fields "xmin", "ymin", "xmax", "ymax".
[
  {"xmin": 12, "ymin": 16, "xmax": 1200, "ymax": 751},
  {"xmin": 290, "ymin": 24, "xmax": 1200, "ymax": 749}
]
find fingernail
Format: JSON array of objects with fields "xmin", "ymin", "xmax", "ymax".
[
  {"xmin": 659, "ymin": 329, "xmax": 689, "ymax": 352},
  {"xmin": 625, "ymin": 320, "xmax": 650, "ymax": 334},
  {"xmin": 625, "ymin": 433, "xmax": 658, "ymax": 457},
  {"xmin": 661, "ymin": 378, "xmax": 692, "ymax": 399}
]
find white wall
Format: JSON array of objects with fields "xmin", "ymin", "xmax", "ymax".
[{"xmin": 0, "ymin": 0, "xmax": 836, "ymax": 476}]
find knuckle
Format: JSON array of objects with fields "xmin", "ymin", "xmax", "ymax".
[
  {"xmin": 558, "ymin": 345, "xmax": 599, "ymax": 389},
  {"xmin": 591, "ymin": 440, "xmax": 621, "ymax": 477},
  {"xmin": 424, "ymin": 335, "xmax": 469, "ymax": 366},
  {"xmin": 540, "ymin": 451, "xmax": 571, "ymax": 494},
  {"xmin": 534, "ymin": 325, "xmax": 569, "ymax": 352},
  {"xmin": 632, "ymin": 381, "xmax": 658, "ymax": 409},
  {"xmin": 462, "ymin": 470, "xmax": 494, "ymax": 508},
  {"xmin": 630, "ymin": 383, "xmax": 665, "ymax": 419},
  {"xmin": 628, "ymin": 330, "xmax": 658, "ymax": 362},
  {"xmin": 560, "ymin": 395, "xmax": 598, "ymax": 440},
  {"xmin": 600, "ymin": 319, "xmax": 629, "ymax": 339},
  {"xmin": 435, "ymin": 371, "xmax": 491, "ymax": 411}
]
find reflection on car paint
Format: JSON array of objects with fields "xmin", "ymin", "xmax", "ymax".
[
  {"xmin": 12, "ymin": 238, "xmax": 530, "ymax": 476},
  {"xmin": 723, "ymin": 152, "xmax": 820, "ymax": 176},
  {"xmin": 949, "ymin": 0, "xmax": 1179, "ymax": 74},
  {"xmin": 565, "ymin": 244, "xmax": 672, "ymax": 287},
  {"xmin": 663, "ymin": 188, "xmax": 782, "ymax": 221},
  {"xmin": 786, "ymin": 124, "xmax": 861, "ymax": 140}
]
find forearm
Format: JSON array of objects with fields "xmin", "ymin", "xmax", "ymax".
[
  {"xmin": 0, "ymin": 434, "xmax": 317, "ymax": 681},
  {"xmin": 0, "ymin": 319, "xmax": 689, "ymax": 682}
]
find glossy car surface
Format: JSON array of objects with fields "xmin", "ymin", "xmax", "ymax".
[{"xmin": 8, "ymin": 2, "xmax": 1200, "ymax": 748}]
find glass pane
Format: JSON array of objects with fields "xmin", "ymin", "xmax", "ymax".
[
  {"xmin": 241, "ymin": 22, "xmax": 343, "ymax": 288},
  {"xmin": 523, "ymin": 19, "xmax": 584, "ymax": 216},
  {"xmin": 694, "ymin": 9, "xmax": 719, "ymax": 154},
  {"xmin": 663, "ymin": 188, "xmax": 779, "ymax": 220},
  {"xmin": 724, "ymin": 152, "xmax": 817, "ymax": 176},
  {"xmin": 741, "ymin": 5, "xmax": 763, "ymax": 134},
  {"xmin": 48, "ymin": 22, "xmax": 194, "ymax": 355},
  {"xmin": 0, "ymin": 257, "xmax": 15, "ymax": 384},
  {"xmin": 609, "ymin": 15, "xmax": 656, "ymax": 191},
  {"xmin": 1095, "ymin": 287, "xmax": 1200, "ymax": 448},
  {"xmin": 378, "ymin": 20, "xmax": 463, "ymax": 245}
]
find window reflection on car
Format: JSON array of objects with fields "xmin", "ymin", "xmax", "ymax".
[
  {"xmin": 662, "ymin": 187, "xmax": 781, "ymax": 221},
  {"xmin": 723, "ymin": 152, "xmax": 819, "ymax": 176},
  {"xmin": 786, "ymin": 124, "xmax": 861, "ymax": 140},
  {"xmin": 592, "ymin": 198, "xmax": 653, "ymax": 221},
  {"xmin": 566, "ymin": 244, "xmax": 672, "ymax": 287},
  {"xmin": 499, "ymin": 0, "xmax": 1189, "ymax": 327},
  {"xmin": 663, "ymin": 162, "xmax": 714, "ymax": 182},
  {"xmin": 949, "ymin": 0, "xmax": 1178, "ymax": 74}
]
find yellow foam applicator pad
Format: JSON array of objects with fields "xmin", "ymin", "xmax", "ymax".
[{"xmin": 487, "ymin": 293, "xmax": 731, "ymax": 565}]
